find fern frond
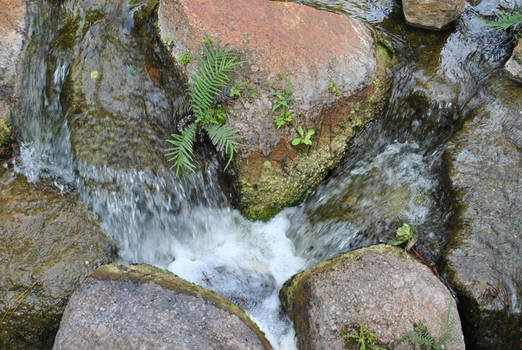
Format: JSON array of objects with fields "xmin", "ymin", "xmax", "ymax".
[
  {"xmin": 166, "ymin": 123, "xmax": 197, "ymax": 176},
  {"xmin": 190, "ymin": 41, "xmax": 239, "ymax": 123},
  {"xmin": 204, "ymin": 124, "xmax": 240, "ymax": 169},
  {"xmin": 408, "ymin": 324, "xmax": 436, "ymax": 347},
  {"xmin": 483, "ymin": 9, "xmax": 522, "ymax": 31}
]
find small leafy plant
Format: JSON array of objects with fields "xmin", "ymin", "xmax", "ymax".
[
  {"xmin": 292, "ymin": 126, "xmax": 314, "ymax": 147},
  {"xmin": 166, "ymin": 39, "xmax": 240, "ymax": 177},
  {"xmin": 483, "ymin": 8, "xmax": 522, "ymax": 44},
  {"xmin": 403, "ymin": 304, "xmax": 454, "ymax": 350},
  {"xmin": 343, "ymin": 323, "xmax": 385, "ymax": 350},
  {"xmin": 272, "ymin": 81, "xmax": 295, "ymax": 129},
  {"xmin": 177, "ymin": 51, "xmax": 192, "ymax": 66},
  {"xmin": 328, "ymin": 78, "xmax": 340, "ymax": 97},
  {"xmin": 390, "ymin": 223, "xmax": 414, "ymax": 246},
  {"xmin": 230, "ymin": 82, "xmax": 245, "ymax": 98}
]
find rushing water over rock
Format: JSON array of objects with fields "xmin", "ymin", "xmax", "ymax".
[{"xmin": 11, "ymin": 0, "xmax": 521, "ymax": 348}]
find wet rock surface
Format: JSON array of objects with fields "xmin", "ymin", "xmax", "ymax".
[
  {"xmin": 401, "ymin": 0, "xmax": 465, "ymax": 30},
  {"xmin": 442, "ymin": 78, "xmax": 522, "ymax": 350},
  {"xmin": 280, "ymin": 244, "xmax": 465, "ymax": 350},
  {"xmin": 15, "ymin": 0, "xmax": 187, "ymax": 175},
  {"xmin": 53, "ymin": 263, "xmax": 272, "ymax": 350},
  {"xmin": 0, "ymin": 167, "xmax": 116, "ymax": 350},
  {"xmin": 158, "ymin": 0, "xmax": 393, "ymax": 220},
  {"xmin": 0, "ymin": 0, "xmax": 28, "ymax": 158},
  {"xmin": 505, "ymin": 40, "xmax": 522, "ymax": 83}
]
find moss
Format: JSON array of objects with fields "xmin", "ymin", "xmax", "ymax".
[
  {"xmin": 0, "ymin": 115, "xmax": 12, "ymax": 159},
  {"xmin": 238, "ymin": 42, "xmax": 395, "ymax": 221},
  {"xmin": 92, "ymin": 264, "xmax": 272, "ymax": 349}
]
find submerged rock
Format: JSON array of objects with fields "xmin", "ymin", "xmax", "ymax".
[
  {"xmin": 158, "ymin": 0, "xmax": 393, "ymax": 220},
  {"xmin": 53, "ymin": 264, "xmax": 272, "ymax": 350},
  {"xmin": 505, "ymin": 40, "xmax": 522, "ymax": 83},
  {"xmin": 401, "ymin": 0, "xmax": 465, "ymax": 30},
  {"xmin": 0, "ymin": 167, "xmax": 116, "ymax": 350},
  {"xmin": 280, "ymin": 244, "xmax": 465, "ymax": 350},
  {"xmin": 0, "ymin": 0, "xmax": 28, "ymax": 158},
  {"xmin": 442, "ymin": 78, "xmax": 522, "ymax": 350}
]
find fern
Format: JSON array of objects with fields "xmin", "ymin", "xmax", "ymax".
[
  {"xmin": 204, "ymin": 124, "xmax": 240, "ymax": 169},
  {"xmin": 483, "ymin": 9, "xmax": 522, "ymax": 31},
  {"xmin": 404, "ymin": 304, "xmax": 454, "ymax": 350},
  {"xmin": 190, "ymin": 41, "xmax": 239, "ymax": 124},
  {"xmin": 166, "ymin": 123, "xmax": 197, "ymax": 177},
  {"xmin": 166, "ymin": 39, "xmax": 241, "ymax": 177}
]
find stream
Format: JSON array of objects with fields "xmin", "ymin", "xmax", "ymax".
[{"xmin": 12, "ymin": 0, "xmax": 519, "ymax": 348}]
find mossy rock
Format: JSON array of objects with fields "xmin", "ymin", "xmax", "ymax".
[
  {"xmin": 0, "ymin": 167, "xmax": 116, "ymax": 350},
  {"xmin": 0, "ymin": 113, "xmax": 11, "ymax": 158},
  {"xmin": 157, "ymin": 0, "xmax": 396, "ymax": 221}
]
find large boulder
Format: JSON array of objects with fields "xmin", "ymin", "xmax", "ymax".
[
  {"xmin": 504, "ymin": 40, "xmax": 522, "ymax": 83},
  {"xmin": 59, "ymin": 0, "xmax": 185, "ymax": 171},
  {"xmin": 158, "ymin": 0, "xmax": 393, "ymax": 220},
  {"xmin": 53, "ymin": 263, "xmax": 272, "ymax": 350},
  {"xmin": 442, "ymin": 79, "xmax": 521, "ymax": 349},
  {"xmin": 280, "ymin": 244, "xmax": 465, "ymax": 350},
  {"xmin": 402, "ymin": 0, "xmax": 465, "ymax": 31},
  {"xmin": 0, "ymin": 0, "xmax": 28, "ymax": 158},
  {"xmin": 0, "ymin": 167, "xmax": 116, "ymax": 349}
]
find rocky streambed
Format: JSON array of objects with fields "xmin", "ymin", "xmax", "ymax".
[{"xmin": 0, "ymin": 0, "xmax": 520, "ymax": 349}]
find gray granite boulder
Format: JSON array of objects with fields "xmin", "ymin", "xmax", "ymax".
[
  {"xmin": 281, "ymin": 244, "xmax": 465, "ymax": 350},
  {"xmin": 53, "ymin": 264, "xmax": 272, "ymax": 350}
]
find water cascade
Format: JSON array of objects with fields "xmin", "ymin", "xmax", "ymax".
[{"xmin": 10, "ymin": 0, "xmax": 518, "ymax": 348}]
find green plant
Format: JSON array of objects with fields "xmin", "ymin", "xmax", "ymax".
[
  {"xmin": 350, "ymin": 102, "xmax": 361, "ymax": 116},
  {"xmin": 272, "ymin": 80, "xmax": 295, "ymax": 128},
  {"xmin": 230, "ymin": 82, "xmax": 246, "ymax": 98},
  {"xmin": 390, "ymin": 223, "xmax": 414, "ymax": 246},
  {"xmin": 343, "ymin": 323, "xmax": 385, "ymax": 350},
  {"xmin": 274, "ymin": 110, "xmax": 294, "ymax": 129},
  {"xmin": 352, "ymin": 118, "xmax": 363, "ymax": 128},
  {"xmin": 403, "ymin": 304, "xmax": 454, "ymax": 350},
  {"xmin": 483, "ymin": 8, "xmax": 522, "ymax": 43},
  {"xmin": 164, "ymin": 36, "xmax": 174, "ymax": 45},
  {"xmin": 328, "ymin": 78, "xmax": 340, "ymax": 97},
  {"xmin": 177, "ymin": 51, "xmax": 192, "ymax": 66},
  {"xmin": 127, "ymin": 64, "xmax": 137, "ymax": 75},
  {"xmin": 166, "ymin": 39, "xmax": 240, "ymax": 177},
  {"xmin": 292, "ymin": 126, "xmax": 314, "ymax": 147}
]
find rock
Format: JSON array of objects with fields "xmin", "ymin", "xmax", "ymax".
[
  {"xmin": 0, "ymin": 110, "xmax": 11, "ymax": 158},
  {"xmin": 157, "ymin": 0, "xmax": 393, "ymax": 220},
  {"xmin": 58, "ymin": 0, "xmax": 185, "ymax": 171},
  {"xmin": 504, "ymin": 40, "xmax": 522, "ymax": 83},
  {"xmin": 442, "ymin": 79, "xmax": 522, "ymax": 349},
  {"xmin": 0, "ymin": 0, "xmax": 28, "ymax": 158},
  {"xmin": 53, "ymin": 264, "xmax": 272, "ymax": 350},
  {"xmin": 280, "ymin": 244, "xmax": 465, "ymax": 350},
  {"xmin": 0, "ymin": 167, "xmax": 117, "ymax": 350},
  {"xmin": 402, "ymin": 0, "xmax": 465, "ymax": 30}
]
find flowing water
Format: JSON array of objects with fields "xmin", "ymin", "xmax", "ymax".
[{"xmin": 11, "ymin": 0, "xmax": 519, "ymax": 348}]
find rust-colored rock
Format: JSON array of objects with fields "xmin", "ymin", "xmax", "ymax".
[
  {"xmin": 158, "ymin": 0, "xmax": 392, "ymax": 219},
  {"xmin": 0, "ymin": 0, "xmax": 27, "ymax": 103},
  {"xmin": 402, "ymin": 0, "xmax": 465, "ymax": 31},
  {"xmin": 504, "ymin": 40, "xmax": 522, "ymax": 83},
  {"xmin": 0, "ymin": 0, "xmax": 28, "ymax": 158}
]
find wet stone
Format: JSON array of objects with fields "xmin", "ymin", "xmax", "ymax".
[{"xmin": 53, "ymin": 264, "xmax": 272, "ymax": 350}]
